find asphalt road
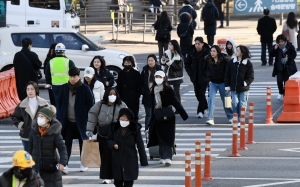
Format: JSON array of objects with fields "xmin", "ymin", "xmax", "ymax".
[{"xmin": 0, "ymin": 43, "xmax": 299, "ymax": 187}]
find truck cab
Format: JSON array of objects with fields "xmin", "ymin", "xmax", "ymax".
[{"xmin": 5, "ymin": 0, "xmax": 80, "ymax": 31}]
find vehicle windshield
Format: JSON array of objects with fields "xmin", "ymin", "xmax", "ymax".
[{"xmin": 77, "ymin": 32, "xmax": 103, "ymax": 50}]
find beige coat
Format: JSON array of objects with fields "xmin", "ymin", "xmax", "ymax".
[{"xmin": 283, "ymin": 21, "xmax": 299, "ymax": 48}]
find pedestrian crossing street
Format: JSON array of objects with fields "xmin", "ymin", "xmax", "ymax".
[{"xmin": 0, "ymin": 125, "xmax": 242, "ymax": 186}]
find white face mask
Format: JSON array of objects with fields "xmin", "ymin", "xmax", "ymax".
[
  {"xmin": 108, "ymin": 95, "xmax": 117, "ymax": 103},
  {"xmin": 37, "ymin": 117, "xmax": 47, "ymax": 127},
  {"xmin": 155, "ymin": 78, "xmax": 164, "ymax": 85},
  {"xmin": 120, "ymin": 120, "xmax": 130, "ymax": 127}
]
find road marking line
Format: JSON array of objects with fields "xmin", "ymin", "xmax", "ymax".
[
  {"xmin": 216, "ymin": 157, "xmax": 300, "ymax": 159},
  {"xmin": 244, "ymin": 180, "xmax": 300, "ymax": 187}
]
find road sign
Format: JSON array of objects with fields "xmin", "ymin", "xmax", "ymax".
[{"xmin": 234, "ymin": 0, "xmax": 298, "ymax": 15}]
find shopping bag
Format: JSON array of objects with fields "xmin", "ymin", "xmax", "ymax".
[
  {"xmin": 224, "ymin": 92, "xmax": 232, "ymax": 108},
  {"xmin": 81, "ymin": 139, "xmax": 101, "ymax": 167}
]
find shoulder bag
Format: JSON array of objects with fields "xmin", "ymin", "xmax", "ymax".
[
  {"xmin": 20, "ymin": 52, "xmax": 42, "ymax": 80},
  {"xmin": 180, "ymin": 22, "xmax": 191, "ymax": 38},
  {"xmin": 97, "ymin": 103, "xmax": 116, "ymax": 138},
  {"xmin": 155, "ymin": 105, "xmax": 175, "ymax": 122}
]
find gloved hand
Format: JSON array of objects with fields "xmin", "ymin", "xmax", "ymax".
[
  {"xmin": 86, "ymin": 131, "xmax": 93, "ymax": 138},
  {"xmin": 281, "ymin": 57, "xmax": 287, "ymax": 64}
]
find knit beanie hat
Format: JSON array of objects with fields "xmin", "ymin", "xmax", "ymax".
[
  {"xmin": 38, "ymin": 105, "xmax": 56, "ymax": 120},
  {"xmin": 118, "ymin": 108, "xmax": 134, "ymax": 121}
]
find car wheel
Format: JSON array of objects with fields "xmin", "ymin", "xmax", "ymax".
[
  {"xmin": 1, "ymin": 65, "xmax": 13, "ymax": 72},
  {"xmin": 106, "ymin": 66, "xmax": 121, "ymax": 88}
]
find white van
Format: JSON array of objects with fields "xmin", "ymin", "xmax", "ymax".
[
  {"xmin": 6, "ymin": 0, "xmax": 81, "ymax": 30},
  {"xmin": 0, "ymin": 27, "xmax": 136, "ymax": 81}
]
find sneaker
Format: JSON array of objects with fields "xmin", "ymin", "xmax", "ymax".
[
  {"xmin": 159, "ymin": 159, "xmax": 165, "ymax": 164},
  {"xmin": 102, "ymin": 179, "xmax": 111, "ymax": 184},
  {"xmin": 61, "ymin": 165, "xmax": 68, "ymax": 175},
  {"xmin": 80, "ymin": 164, "xmax": 88, "ymax": 172},
  {"xmin": 197, "ymin": 112, "xmax": 203, "ymax": 118},
  {"xmin": 165, "ymin": 159, "xmax": 172, "ymax": 166},
  {"xmin": 229, "ymin": 119, "xmax": 233, "ymax": 124},
  {"xmin": 277, "ymin": 94, "xmax": 283, "ymax": 100},
  {"xmin": 238, "ymin": 122, "xmax": 240, "ymax": 128},
  {"xmin": 218, "ymin": 25, "xmax": 224, "ymax": 28},
  {"xmin": 206, "ymin": 120, "xmax": 214, "ymax": 125}
]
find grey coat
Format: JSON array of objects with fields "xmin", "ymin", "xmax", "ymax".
[
  {"xmin": 29, "ymin": 118, "xmax": 68, "ymax": 187},
  {"xmin": 86, "ymin": 101, "xmax": 127, "ymax": 137},
  {"xmin": 11, "ymin": 96, "xmax": 48, "ymax": 140}
]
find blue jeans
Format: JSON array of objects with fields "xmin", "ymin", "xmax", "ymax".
[
  {"xmin": 231, "ymin": 91, "xmax": 249, "ymax": 122},
  {"xmin": 52, "ymin": 85, "xmax": 63, "ymax": 107},
  {"xmin": 22, "ymin": 140, "xmax": 29, "ymax": 152},
  {"xmin": 207, "ymin": 83, "xmax": 233, "ymax": 121},
  {"xmin": 159, "ymin": 144, "xmax": 173, "ymax": 160},
  {"xmin": 144, "ymin": 105, "xmax": 152, "ymax": 131}
]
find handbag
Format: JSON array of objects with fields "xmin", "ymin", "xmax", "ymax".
[
  {"xmin": 20, "ymin": 52, "xmax": 42, "ymax": 79},
  {"xmin": 282, "ymin": 29, "xmax": 290, "ymax": 41},
  {"xmin": 155, "ymin": 106, "xmax": 175, "ymax": 121},
  {"xmin": 81, "ymin": 138, "xmax": 101, "ymax": 167},
  {"xmin": 224, "ymin": 92, "xmax": 232, "ymax": 108}
]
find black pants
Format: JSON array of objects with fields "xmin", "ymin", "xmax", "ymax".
[
  {"xmin": 172, "ymin": 84, "xmax": 181, "ymax": 102},
  {"xmin": 47, "ymin": 89, "xmax": 56, "ymax": 106},
  {"xmin": 194, "ymin": 82, "xmax": 209, "ymax": 113},
  {"xmin": 97, "ymin": 135, "xmax": 112, "ymax": 179},
  {"xmin": 158, "ymin": 41, "xmax": 168, "ymax": 63},
  {"xmin": 261, "ymin": 42, "xmax": 274, "ymax": 65},
  {"xmin": 207, "ymin": 35, "xmax": 214, "ymax": 46},
  {"xmin": 277, "ymin": 69, "xmax": 289, "ymax": 95},
  {"xmin": 114, "ymin": 180, "xmax": 134, "ymax": 187},
  {"xmin": 62, "ymin": 120, "xmax": 83, "ymax": 165}
]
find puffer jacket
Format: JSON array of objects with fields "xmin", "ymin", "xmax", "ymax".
[
  {"xmin": 86, "ymin": 101, "xmax": 127, "ymax": 137},
  {"xmin": 224, "ymin": 57, "xmax": 254, "ymax": 92},
  {"xmin": 161, "ymin": 49, "xmax": 184, "ymax": 81},
  {"xmin": 83, "ymin": 78, "xmax": 105, "ymax": 103},
  {"xmin": 28, "ymin": 118, "xmax": 68, "ymax": 187},
  {"xmin": 206, "ymin": 54, "xmax": 230, "ymax": 84},
  {"xmin": 11, "ymin": 96, "xmax": 49, "ymax": 140},
  {"xmin": 0, "ymin": 167, "xmax": 44, "ymax": 187}
]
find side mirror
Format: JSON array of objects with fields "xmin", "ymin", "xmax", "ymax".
[
  {"xmin": 80, "ymin": 0, "xmax": 86, "ymax": 9},
  {"xmin": 82, "ymin": 44, "xmax": 89, "ymax": 51}
]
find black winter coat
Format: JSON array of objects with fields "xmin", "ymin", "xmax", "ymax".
[
  {"xmin": 202, "ymin": 2, "xmax": 219, "ymax": 35},
  {"xmin": 214, "ymin": 0, "xmax": 224, "ymax": 20},
  {"xmin": 0, "ymin": 167, "xmax": 44, "ymax": 187},
  {"xmin": 57, "ymin": 83, "xmax": 94, "ymax": 140},
  {"xmin": 95, "ymin": 68, "xmax": 115, "ymax": 88},
  {"xmin": 185, "ymin": 44, "xmax": 210, "ymax": 85},
  {"xmin": 11, "ymin": 96, "xmax": 48, "ymax": 139},
  {"xmin": 141, "ymin": 64, "xmax": 162, "ymax": 107},
  {"xmin": 13, "ymin": 48, "xmax": 42, "ymax": 100},
  {"xmin": 271, "ymin": 42, "xmax": 297, "ymax": 77},
  {"xmin": 257, "ymin": 16, "xmax": 277, "ymax": 43},
  {"xmin": 117, "ymin": 68, "xmax": 141, "ymax": 120},
  {"xmin": 107, "ymin": 121, "xmax": 148, "ymax": 181},
  {"xmin": 207, "ymin": 54, "xmax": 230, "ymax": 84},
  {"xmin": 154, "ymin": 21, "xmax": 172, "ymax": 42},
  {"xmin": 224, "ymin": 57, "xmax": 254, "ymax": 92},
  {"xmin": 147, "ymin": 86, "xmax": 188, "ymax": 148},
  {"xmin": 28, "ymin": 118, "xmax": 68, "ymax": 187},
  {"xmin": 177, "ymin": 13, "xmax": 194, "ymax": 57},
  {"xmin": 178, "ymin": 5, "xmax": 197, "ymax": 28}
]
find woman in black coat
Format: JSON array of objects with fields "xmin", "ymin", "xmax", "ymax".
[
  {"xmin": 28, "ymin": 105, "xmax": 68, "ymax": 187},
  {"xmin": 44, "ymin": 43, "xmax": 57, "ymax": 106},
  {"xmin": 140, "ymin": 54, "xmax": 162, "ymax": 131},
  {"xmin": 117, "ymin": 56, "xmax": 141, "ymax": 122},
  {"xmin": 214, "ymin": 0, "xmax": 225, "ymax": 28},
  {"xmin": 90, "ymin": 56, "xmax": 115, "ymax": 88},
  {"xmin": 107, "ymin": 108, "xmax": 148, "ymax": 187},
  {"xmin": 271, "ymin": 34, "xmax": 297, "ymax": 101},
  {"xmin": 177, "ymin": 12, "xmax": 194, "ymax": 61},
  {"xmin": 154, "ymin": 11, "xmax": 173, "ymax": 63},
  {"xmin": 147, "ymin": 70, "xmax": 188, "ymax": 166}
]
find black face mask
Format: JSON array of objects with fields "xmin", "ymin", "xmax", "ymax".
[
  {"xmin": 14, "ymin": 167, "xmax": 32, "ymax": 181},
  {"xmin": 124, "ymin": 65, "xmax": 132, "ymax": 70}
]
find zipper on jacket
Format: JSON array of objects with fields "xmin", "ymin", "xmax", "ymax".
[
  {"xmin": 234, "ymin": 62, "xmax": 240, "ymax": 92},
  {"xmin": 106, "ymin": 106, "xmax": 110, "ymax": 122}
]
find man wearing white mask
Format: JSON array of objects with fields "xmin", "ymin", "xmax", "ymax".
[
  {"xmin": 56, "ymin": 67, "xmax": 94, "ymax": 174},
  {"xmin": 147, "ymin": 70, "xmax": 188, "ymax": 166},
  {"xmin": 86, "ymin": 87, "xmax": 127, "ymax": 184}
]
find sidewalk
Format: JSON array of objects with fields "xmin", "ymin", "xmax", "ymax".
[{"xmin": 82, "ymin": 20, "xmax": 285, "ymax": 46}]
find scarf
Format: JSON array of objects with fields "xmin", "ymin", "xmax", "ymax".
[
  {"xmin": 279, "ymin": 42, "xmax": 287, "ymax": 50},
  {"xmin": 68, "ymin": 80, "xmax": 82, "ymax": 96},
  {"xmin": 38, "ymin": 125, "xmax": 50, "ymax": 137},
  {"xmin": 154, "ymin": 84, "xmax": 164, "ymax": 109},
  {"xmin": 120, "ymin": 127, "xmax": 128, "ymax": 136},
  {"xmin": 148, "ymin": 66, "xmax": 156, "ymax": 83}
]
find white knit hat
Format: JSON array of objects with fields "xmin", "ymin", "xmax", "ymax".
[{"xmin": 154, "ymin": 70, "xmax": 165, "ymax": 78}]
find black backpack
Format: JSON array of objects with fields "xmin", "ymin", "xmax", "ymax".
[
  {"xmin": 203, "ymin": 7, "xmax": 215, "ymax": 25},
  {"xmin": 157, "ymin": 24, "xmax": 169, "ymax": 41}
]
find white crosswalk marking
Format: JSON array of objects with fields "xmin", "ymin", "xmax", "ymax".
[{"xmin": 0, "ymin": 125, "xmax": 238, "ymax": 186}]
